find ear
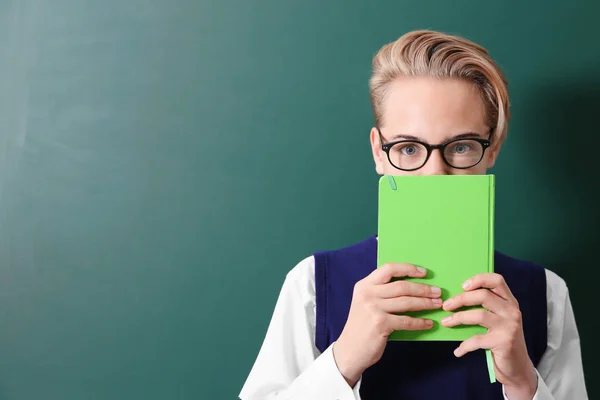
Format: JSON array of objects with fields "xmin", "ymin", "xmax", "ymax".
[{"xmin": 370, "ymin": 127, "xmax": 385, "ymax": 175}]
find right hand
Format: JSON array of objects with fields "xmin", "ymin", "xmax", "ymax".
[{"xmin": 332, "ymin": 263, "xmax": 442, "ymax": 386}]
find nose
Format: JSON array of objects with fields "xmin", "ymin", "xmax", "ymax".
[{"xmin": 419, "ymin": 149, "xmax": 451, "ymax": 175}]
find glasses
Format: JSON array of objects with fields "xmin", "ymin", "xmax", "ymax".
[{"xmin": 377, "ymin": 128, "xmax": 493, "ymax": 171}]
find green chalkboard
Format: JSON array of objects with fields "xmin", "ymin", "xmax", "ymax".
[{"xmin": 0, "ymin": 0, "xmax": 596, "ymax": 399}]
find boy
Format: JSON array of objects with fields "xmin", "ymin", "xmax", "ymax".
[{"xmin": 239, "ymin": 30, "xmax": 587, "ymax": 400}]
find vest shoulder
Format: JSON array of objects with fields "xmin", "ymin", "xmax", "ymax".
[
  {"xmin": 495, "ymin": 251, "xmax": 548, "ymax": 293},
  {"xmin": 314, "ymin": 235, "xmax": 377, "ymax": 257},
  {"xmin": 495, "ymin": 251, "xmax": 547, "ymax": 273}
]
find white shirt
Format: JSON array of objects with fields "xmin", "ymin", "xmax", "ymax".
[{"xmin": 239, "ymin": 254, "xmax": 588, "ymax": 400}]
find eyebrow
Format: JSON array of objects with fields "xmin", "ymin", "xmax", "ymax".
[{"xmin": 389, "ymin": 132, "xmax": 487, "ymax": 142}]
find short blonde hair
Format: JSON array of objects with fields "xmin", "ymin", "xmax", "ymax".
[{"xmin": 369, "ymin": 30, "xmax": 510, "ymax": 146}]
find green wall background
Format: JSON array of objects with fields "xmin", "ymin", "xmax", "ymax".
[{"xmin": 0, "ymin": 0, "xmax": 596, "ymax": 398}]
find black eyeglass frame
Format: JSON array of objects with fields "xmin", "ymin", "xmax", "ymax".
[{"xmin": 377, "ymin": 128, "xmax": 494, "ymax": 171}]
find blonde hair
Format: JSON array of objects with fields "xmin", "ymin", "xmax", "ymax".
[{"xmin": 369, "ymin": 30, "xmax": 510, "ymax": 146}]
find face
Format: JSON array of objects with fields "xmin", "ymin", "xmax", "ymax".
[{"xmin": 370, "ymin": 77, "xmax": 499, "ymax": 176}]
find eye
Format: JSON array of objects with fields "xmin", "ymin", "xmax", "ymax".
[
  {"xmin": 449, "ymin": 142, "xmax": 473, "ymax": 154},
  {"xmin": 399, "ymin": 144, "xmax": 421, "ymax": 156}
]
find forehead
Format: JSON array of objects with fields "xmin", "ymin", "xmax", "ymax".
[{"xmin": 380, "ymin": 77, "xmax": 488, "ymax": 137}]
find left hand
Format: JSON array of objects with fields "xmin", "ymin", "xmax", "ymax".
[{"xmin": 442, "ymin": 273, "xmax": 538, "ymax": 400}]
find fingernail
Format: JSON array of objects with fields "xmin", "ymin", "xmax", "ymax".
[
  {"xmin": 462, "ymin": 280, "xmax": 471, "ymax": 290},
  {"xmin": 430, "ymin": 286, "xmax": 441, "ymax": 295},
  {"xmin": 417, "ymin": 267, "xmax": 426, "ymax": 274},
  {"xmin": 425, "ymin": 319, "xmax": 433, "ymax": 327},
  {"xmin": 443, "ymin": 300, "xmax": 453, "ymax": 309},
  {"xmin": 454, "ymin": 348, "xmax": 462, "ymax": 357},
  {"xmin": 442, "ymin": 316, "xmax": 452, "ymax": 325},
  {"xmin": 432, "ymin": 298, "xmax": 443, "ymax": 305}
]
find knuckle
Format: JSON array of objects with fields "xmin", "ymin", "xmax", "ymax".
[
  {"xmin": 503, "ymin": 331, "xmax": 518, "ymax": 348},
  {"xmin": 356, "ymin": 289, "xmax": 370, "ymax": 303},
  {"xmin": 477, "ymin": 291, "xmax": 489, "ymax": 303},
  {"xmin": 396, "ymin": 280, "xmax": 409, "ymax": 293},
  {"xmin": 380, "ymin": 264, "xmax": 393, "ymax": 281},
  {"xmin": 382, "ymin": 263, "xmax": 395, "ymax": 274},
  {"xmin": 402, "ymin": 317, "xmax": 416, "ymax": 329},
  {"xmin": 373, "ymin": 314, "xmax": 387, "ymax": 331},
  {"xmin": 393, "ymin": 297, "xmax": 407, "ymax": 311},
  {"xmin": 404, "ymin": 298, "xmax": 421, "ymax": 311},
  {"xmin": 409, "ymin": 264, "xmax": 421, "ymax": 274},
  {"xmin": 365, "ymin": 300, "xmax": 379, "ymax": 314},
  {"xmin": 422, "ymin": 297, "xmax": 434, "ymax": 306},
  {"xmin": 419, "ymin": 284, "xmax": 432, "ymax": 297},
  {"xmin": 449, "ymin": 312, "xmax": 462, "ymax": 324},
  {"xmin": 406, "ymin": 297, "xmax": 425, "ymax": 310},
  {"xmin": 410, "ymin": 298, "xmax": 428, "ymax": 313},
  {"xmin": 475, "ymin": 310, "xmax": 488, "ymax": 322},
  {"xmin": 353, "ymin": 280, "xmax": 365, "ymax": 292},
  {"xmin": 509, "ymin": 308, "xmax": 523, "ymax": 322},
  {"xmin": 353, "ymin": 283, "xmax": 370, "ymax": 302},
  {"xmin": 424, "ymin": 297, "xmax": 437, "ymax": 307},
  {"xmin": 481, "ymin": 289, "xmax": 493, "ymax": 301},
  {"xmin": 417, "ymin": 318, "xmax": 429, "ymax": 329},
  {"xmin": 507, "ymin": 321, "xmax": 521, "ymax": 337},
  {"xmin": 353, "ymin": 281, "xmax": 364, "ymax": 295},
  {"xmin": 480, "ymin": 291, "xmax": 494, "ymax": 306},
  {"xmin": 408, "ymin": 317, "xmax": 425, "ymax": 330},
  {"xmin": 452, "ymin": 293, "xmax": 464, "ymax": 303}
]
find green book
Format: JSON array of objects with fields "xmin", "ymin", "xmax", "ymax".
[{"xmin": 377, "ymin": 174, "xmax": 495, "ymax": 342}]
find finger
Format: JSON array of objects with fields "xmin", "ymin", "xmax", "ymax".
[
  {"xmin": 454, "ymin": 333, "xmax": 497, "ymax": 357},
  {"xmin": 462, "ymin": 273, "xmax": 516, "ymax": 303},
  {"xmin": 380, "ymin": 296, "xmax": 443, "ymax": 313},
  {"xmin": 443, "ymin": 289, "xmax": 509, "ymax": 316},
  {"xmin": 441, "ymin": 309, "xmax": 502, "ymax": 329},
  {"xmin": 368, "ymin": 263, "xmax": 427, "ymax": 285},
  {"xmin": 388, "ymin": 314, "xmax": 434, "ymax": 331},
  {"xmin": 378, "ymin": 279, "xmax": 442, "ymax": 299}
]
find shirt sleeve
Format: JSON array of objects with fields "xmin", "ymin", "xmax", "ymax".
[
  {"xmin": 238, "ymin": 256, "xmax": 361, "ymax": 400},
  {"xmin": 503, "ymin": 269, "xmax": 588, "ymax": 400}
]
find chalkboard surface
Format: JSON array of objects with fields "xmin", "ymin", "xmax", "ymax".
[{"xmin": 0, "ymin": 1, "xmax": 596, "ymax": 398}]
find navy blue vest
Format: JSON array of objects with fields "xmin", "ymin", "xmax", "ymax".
[{"xmin": 314, "ymin": 235, "xmax": 547, "ymax": 400}]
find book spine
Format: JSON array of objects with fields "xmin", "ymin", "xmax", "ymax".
[{"xmin": 489, "ymin": 175, "xmax": 495, "ymax": 273}]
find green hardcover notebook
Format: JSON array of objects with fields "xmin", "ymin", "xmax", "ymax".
[{"xmin": 377, "ymin": 174, "xmax": 495, "ymax": 342}]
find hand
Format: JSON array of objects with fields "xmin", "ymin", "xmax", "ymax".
[
  {"xmin": 333, "ymin": 263, "xmax": 442, "ymax": 387},
  {"xmin": 442, "ymin": 273, "xmax": 537, "ymax": 400}
]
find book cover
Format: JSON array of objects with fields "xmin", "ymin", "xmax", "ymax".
[{"xmin": 377, "ymin": 174, "xmax": 495, "ymax": 341}]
